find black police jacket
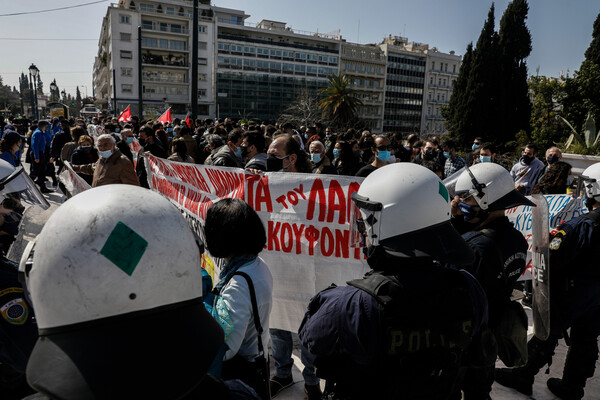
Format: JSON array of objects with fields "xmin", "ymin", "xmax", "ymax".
[
  {"xmin": 299, "ymin": 262, "xmax": 487, "ymax": 400},
  {"xmin": 460, "ymin": 216, "xmax": 528, "ymax": 328}
]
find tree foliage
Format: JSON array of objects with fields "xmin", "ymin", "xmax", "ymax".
[
  {"xmin": 528, "ymin": 75, "xmax": 568, "ymax": 151},
  {"xmin": 318, "ymin": 73, "xmax": 363, "ymax": 129},
  {"xmin": 444, "ymin": 1, "xmax": 532, "ymax": 151},
  {"xmin": 278, "ymin": 88, "xmax": 324, "ymax": 128},
  {"xmin": 585, "ymin": 11, "xmax": 600, "ymax": 66}
]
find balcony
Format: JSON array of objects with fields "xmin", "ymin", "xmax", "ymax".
[
  {"xmin": 141, "ymin": 24, "xmax": 189, "ymax": 36},
  {"xmin": 142, "ymin": 53, "xmax": 188, "ymax": 68}
]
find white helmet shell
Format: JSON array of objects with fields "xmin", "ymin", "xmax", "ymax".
[
  {"xmin": 454, "ymin": 163, "xmax": 534, "ymax": 210},
  {"xmin": 581, "ymin": 162, "xmax": 600, "ymax": 200},
  {"xmin": 352, "ymin": 163, "xmax": 473, "ymax": 264},
  {"xmin": 27, "ymin": 185, "xmax": 202, "ymax": 329}
]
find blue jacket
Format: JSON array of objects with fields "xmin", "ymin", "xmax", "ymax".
[
  {"xmin": 0, "ymin": 151, "xmax": 17, "ymax": 167},
  {"xmin": 31, "ymin": 128, "xmax": 47, "ymax": 159}
]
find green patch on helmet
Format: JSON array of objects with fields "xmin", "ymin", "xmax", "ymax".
[
  {"xmin": 100, "ymin": 222, "xmax": 148, "ymax": 276},
  {"xmin": 438, "ymin": 182, "xmax": 449, "ymax": 202}
]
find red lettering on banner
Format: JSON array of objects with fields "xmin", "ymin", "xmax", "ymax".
[
  {"xmin": 276, "ymin": 195, "xmax": 288, "ymax": 208},
  {"xmin": 246, "ymin": 174, "xmax": 273, "ymax": 212},
  {"xmin": 320, "ymin": 227, "xmax": 334, "ymax": 257},
  {"xmin": 326, "ymin": 180, "xmax": 346, "ymax": 224},
  {"xmin": 305, "ymin": 225, "xmax": 319, "ymax": 256},
  {"xmin": 197, "ymin": 198, "xmax": 213, "ymax": 220},
  {"xmin": 268, "ymin": 221, "xmax": 281, "ymax": 251},
  {"xmin": 292, "ymin": 223, "xmax": 305, "ymax": 254},
  {"xmin": 170, "ymin": 163, "xmax": 210, "ymax": 192},
  {"xmin": 280, "ymin": 223, "xmax": 293, "ymax": 253},
  {"xmin": 335, "ymin": 229, "xmax": 350, "ymax": 258},
  {"xmin": 306, "ymin": 179, "xmax": 326, "ymax": 221},
  {"xmin": 205, "ymin": 169, "xmax": 245, "ymax": 199}
]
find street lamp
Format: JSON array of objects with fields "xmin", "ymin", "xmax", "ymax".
[
  {"xmin": 29, "ymin": 64, "xmax": 39, "ymax": 120},
  {"xmin": 50, "ymin": 80, "xmax": 58, "ymax": 102}
]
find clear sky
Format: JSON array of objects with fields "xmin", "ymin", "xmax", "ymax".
[{"xmin": 0, "ymin": 0, "xmax": 598, "ymax": 97}]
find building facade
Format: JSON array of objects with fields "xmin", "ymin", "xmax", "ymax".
[
  {"xmin": 215, "ymin": 19, "xmax": 340, "ymax": 122},
  {"xmin": 379, "ymin": 36, "xmax": 427, "ymax": 135},
  {"xmin": 340, "ymin": 42, "xmax": 386, "ymax": 133},
  {"xmin": 422, "ymin": 48, "xmax": 461, "ymax": 135}
]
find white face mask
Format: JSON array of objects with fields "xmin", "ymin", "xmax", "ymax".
[{"xmin": 388, "ymin": 155, "xmax": 397, "ymax": 163}]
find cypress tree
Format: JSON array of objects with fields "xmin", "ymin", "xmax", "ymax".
[
  {"xmin": 443, "ymin": 43, "xmax": 474, "ymax": 145},
  {"xmin": 497, "ymin": 0, "xmax": 532, "ymax": 143},
  {"xmin": 585, "ymin": 11, "xmax": 600, "ymax": 66}
]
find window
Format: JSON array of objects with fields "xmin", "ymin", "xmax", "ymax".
[
  {"xmin": 166, "ymin": 7, "xmax": 175, "ymax": 15},
  {"xmin": 120, "ymin": 32, "xmax": 131, "ymax": 41},
  {"xmin": 430, "ymin": 77, "xmax": 433, "ymax": 84},
  {"xmin": 438, "ymin": 78, "xmax": 442, "ymax": 85},
  {"xmin": 139, "ymin": 4, "xmax": 154, "ymax": 12},
  {"xmin": 198, "ymin": 89, "xmax": 206, "ymax": 98},
  {"xmin": 355, "ymin": 64, "xmax": 362, "ymax": 72},
  {"xmin": 120, "ymin": 50, "xmax": 132, "ymax": 59},
  {"xmin": 198, "ymin": 73, "xmax": 207, "ymax": 81},
  {"xmin": 198, "ymin": 58, "xmax": 207, "ymax": 65},
  {"xmin": 198, "ymin": 42, "xmax": 207, "ymax": 50},
  {"xmin": 121, "ymin": 67, "xmax": 133, "ymax": 76},
  {"xmin": 120, "ymin": 14, "xmax": 131, "ymax": 24},
  {"xmin": 199, "ymin": 25, "xmax": 207, "ymax": 33},
  {"xmin": 122, "ymin": 84, "xmax": 133, "ymax": 93},
  {"xmin": 453, "ymin": 64, "xmax": 456, "ymax": 73},
  {"xmin": 431, "ymin": 61, "xmax": 435, "ymax": 70}
]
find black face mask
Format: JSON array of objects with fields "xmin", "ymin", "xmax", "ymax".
[
  {"xmin": 138, "ymin": 138, "xmax": 146, "ymax": 147},
  {"xmin": 267, "ymin": 154, "xmax": 286, "ymax": 171},
  {"xmin": 585, "ymin": 197, "xmax": 597, "ymax": 210},
  {"xmin": 520, "ymin": 155, "xmax": 534, "ymax": 165},
  {"xmin": 240, "ymin": 145, "xmax": 249, "ymax": 159},
  {"xmin": 547, "ymin": 155, "xmax": 559, "ymax": 165},
  {"xmin": 424, "ymin": 148, "xmax": 436, "ymax": 161}
]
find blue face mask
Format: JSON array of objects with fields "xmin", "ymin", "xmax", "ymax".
[
  {"xmin": 115, "ymin": 128, "xmax": 121, "ymax": 133},
  {"xmin": 458, "ymin": 202, "xmax": 478, "ymax": 221},
  {"xmin": 234, "ymin": 146, "xmax": 242, "ymax": 158},
  {"xmin": 310, "ymin": 153, "xmax": 322, "ymax": 163},
  {"xmin": 167, "ymin": 128, "xmax": 174, "ymax": 133},
  {"xmin": 472, "ymin": 143, "xmax": 480, "ymax": 151},
  {"xmin": 333, "ymin": 149, "xmax": 341, "ymax": 158},
  {"xmin": 443, "ymin": 152, "xmax": 451, "ymax": 159},
  {"xmin": 99, "ymin": 149, "xmax": 113, "ymax": 159},
  {"xmin": 479, "ymin": 155, "xmax": 492, "ymax": 163},
  {"xmin": 126, "ymin": 137, "xmax": 134, "ymax": 144},
  {"xmin": 377, "ymin": 150, "xmax": 391, "ymax": 162}
]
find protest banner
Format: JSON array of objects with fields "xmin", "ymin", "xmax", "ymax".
[
  {"xmin": 145, "ymin": 155, "xmax": 369, "ymax": 332},
  {"xmin": 58, "ymin": 161, "xmax": 92, "ymax": 197},
  {"xmin": 506, "ymin": 194, "xmax": 588, "ymax": 280}
]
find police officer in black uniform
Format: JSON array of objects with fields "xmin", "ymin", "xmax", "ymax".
[
  {"xmin": 495, "ymin": 162, "xmax": 600, "ymax": 400},
  {"xmin": 298, "ymin": 163, "xmax": 488, "ymax": 400},
  {"xmin": 450, "ymin": 163, "xmax": 534, "ymax": 399}
]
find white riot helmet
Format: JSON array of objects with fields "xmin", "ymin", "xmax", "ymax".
[
  {"xmin": 580, "ymin": 162, "xmax": 600, "ymax": 202},
  {"xmin": 351, "ymin": 163, "xmax": 474, "ymax": 265},
  {"xmin": 454, "ymin": 163, "xmax": 535, "ymax": 211},
  {"xmin": 0, "ymin": 159, "xmax": 49, "ymax": 209},
  {"xmin": 23, "ymin": 185, "xmax": 223, "ymax": 399}
]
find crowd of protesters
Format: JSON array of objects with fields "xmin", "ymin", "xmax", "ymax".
[{"xmin": 0, "ymin": 112, "xmax": 586, "ymax": 400}]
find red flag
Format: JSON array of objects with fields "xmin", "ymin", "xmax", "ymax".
[
  {"xmin": 118, "ymin": 106, "xmax": 132, "ymax": 123},
  {"xmin": 157, "ymin": 108, "xmax": 172, "ymax": 124},
  {"xmin": 185, "ymin": 113, "xmax": 191, "ymax": 128}
]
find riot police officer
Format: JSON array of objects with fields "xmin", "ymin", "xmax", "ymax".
[
  {"xmin": 21, "ymin": 185, "xmax": 225, "ymax": 399},
  {"xmin": 495, "ymin": 162, "xmax": 600, "ymax": 400},
  {"xmin": 298, "ymin": 163, "xmax": 488, "ymax": 400},
  {"xmin": 450, "ymin": 163, "xmax": 534, "ymax": 399}
]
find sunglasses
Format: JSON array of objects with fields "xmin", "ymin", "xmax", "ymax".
[{"xmin": 376, "ymin": 145, "xmax": 393, "ymax": 151}]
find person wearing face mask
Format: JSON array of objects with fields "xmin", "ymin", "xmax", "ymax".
[
  {"xmin": 478, "ymin": 142, "xmax": 497, "ymax": 164},
  {"xmin": 450, "ymin": 163, "xmax": 534, "ymax": 399},
  {"xmin": 265, "ymin": 133, "xmax": 311, "ymax": 173},
  {"xmin": 442, "ymin": 139, "xmax": 466, "ymax": 178},
  {"xmin": 208, "ymin": 128, "xmax": 244, "ymax": 168},
  {"xmin": 466, "ymin": 137, "xmax": 484, "ymax": 166},
  {"xmin": 309, "ymin": 141, "xmax": 337, "ymax": 175},
  {"xmin": 30, "ymin": 120, "xmax": 52, "ymax": 193},
  {"xmin": 531, "ymin": 146, "xmax": 572, "ymax": 195},
  {"xmin": 70, "ymin": 134, "xmax": 139, "ymax": 187},
  {"xmin": 510, "ymin": 144, "xmax": 545, "ymax": 195},
  {"xmin": 241, "ymin": 130, "xmax": 267, "ymax": 171},
  {"xmin": 355, "ymin": 135, "xmax": 392, "ymax": 178},
  {"xmin": 412, "ymin": 140, "xmax": 440, "ymax": 167},
  {"xmin": 333, "ymin": 140, "xmax": 362, "ymax": 176},
  {"xmin": 70, "ymin": 134, "xmax": 99, "ymax": 186}
]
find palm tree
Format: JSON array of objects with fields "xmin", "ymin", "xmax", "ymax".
[{"xmin": 318, "ymin": 73, "xmax": 363, "ymax": 128}]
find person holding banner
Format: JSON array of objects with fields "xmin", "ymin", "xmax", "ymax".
[
  {"xmin": 299, "ymin": 163, "xmax": 487, "ymax": 400},
  {"xmin": 496, "ymin": 162, "xmax": 600, "ymax": 400},
  {"xmin": 451, "ymin": 163, "xmax": 534, "ymax": 399}
]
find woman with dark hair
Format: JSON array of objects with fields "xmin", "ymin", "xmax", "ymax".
[
  {"xmin": 70, "ymin": 135, "xmax": 99, "ymax": 185},
  {"xmin": 204, "ymin": 198, "xmax": 273, "ymax": 399},
  {"xmin": 0, "ymin": 132, "xmax": 23, "ymax": 167},
  {"xmin": 333, "ymin": 140, "xmax": 362, "ymax": 176},
  {"xmin": 168, "ymin": 138, "xmax": 194, "ymax": 163}
]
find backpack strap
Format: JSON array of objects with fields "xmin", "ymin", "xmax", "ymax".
[{"xmin": 234, "ymin": 271, "xmax": 265, "ymax": 358}]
